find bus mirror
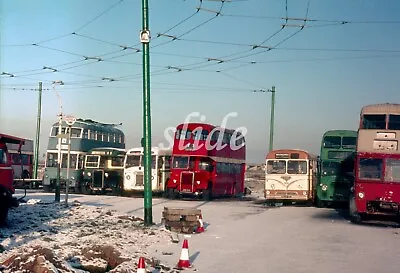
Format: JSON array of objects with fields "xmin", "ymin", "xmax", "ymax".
[{"xmin": 141, "ymin": 137, "xmax": 145, "ymax": 147}]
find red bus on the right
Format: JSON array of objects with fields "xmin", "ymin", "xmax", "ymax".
[{"xmin": 349, "ymin": 103, "xmax": 400, "ymax": 223}]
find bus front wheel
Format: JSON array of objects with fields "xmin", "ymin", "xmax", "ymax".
[
  {"xmin": 202, "ymin": 183, "xmax": 213, "ymax": 201},
  {"xmin": 166, "ymin": 188, "xmax": 177, "ymax": 199}
]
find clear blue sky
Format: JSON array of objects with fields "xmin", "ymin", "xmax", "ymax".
[{"xmin": 1, "ymin": 0, "xmax": 400, "ymax": 163}]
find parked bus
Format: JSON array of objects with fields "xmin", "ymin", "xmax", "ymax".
[
  {"xmin": 166, "ymin": 122, "xmax": 246, "ymax": 200},
  {"xmin": 265, "ymin": 149, "xmax": 318, "ymax": 204},
  {"xmin": 123, "ymin": 147, "xmax": 172, "ymax": 193},
  {"xmin": 350, "ymin": 103, "xmax": 400, "ymax": 223},
  {"xmin": 316, "ymin": 130, "xmax": 357, "ymax": 207},
  {"xmin": 0, "ymin": 134, "xmax": 26, "ymax": 224},
  {"xmin": 6, "ymin": 138, "xmax": 34, "ymax": 179},
  {"xmin": 82, "ymin": 147, "xmax": 126, "ymax": 194},
  {"xmin": 43, "ymin": 118, "xmax": 125, "ymax": 193}
]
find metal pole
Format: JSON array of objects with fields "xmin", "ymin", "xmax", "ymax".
[
  {"xmin": 65, "ymin": 125, "xmax": 71, "ymax": 205},
  {"xmin": 56, "ymin": 114, "xmax": 62, "ymax": 202},
  {"xmin": 142, "ymin": 0, "xmax": 153, "ymax": 225},
  {"xmin": 269, "ymin": 86, "xmax": 276, "ymax": 153},
  {"xmin": 33, "ymin": 82, "xmax": 42, "ymax": 179}
]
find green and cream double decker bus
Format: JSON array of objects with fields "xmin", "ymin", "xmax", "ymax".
[
  {"xmin": 82, "ymin": 147, "xmax": 126, "ymax": 194},
  {"xmin": 316, "ymin": 130, "xmax": 357, "ymax": 207},
  {"xmin": 43, "ymin": 119, "xmax": 125, "ymax": 193}
]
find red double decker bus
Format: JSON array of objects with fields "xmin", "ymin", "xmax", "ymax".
[
  {"xmin": 349, "ymin": 103, "xmax": 400, "ymax": 223},
  {"xmin": 166, "ymin": 122, "xmax": 246, "ymax": 200}
]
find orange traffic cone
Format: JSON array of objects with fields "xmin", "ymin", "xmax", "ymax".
[
  {"xmin": 177, "ymin": 239, "xmax": 191, "ymax": 269},
  {"xmin": 195, "ymin": 214, "xmax": 205, "ymax": 233},
  {"xmin": 137, "ymin": 257, "xmax": 146, "ymax": 273}
]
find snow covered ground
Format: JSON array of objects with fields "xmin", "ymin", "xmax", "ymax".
[{"xmin": 1, "ymin": 189, "xmax": 400, "ymax": 273}]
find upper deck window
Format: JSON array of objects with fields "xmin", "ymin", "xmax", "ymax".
[
  {"xmin": 388, "ymin": 115, "xmax": 400, "ymax": 130},
  {"xmin": 175, "ymin": 129, "xmax": 192, "ymax": 140},
  {"xmin": 323, "ymin": 136, "xmax": 341, "ymax": 149},
  {"xmin": 362, "ymin": 114, "xmax": 386, "ymax": 129},
  {"xmin": 342, "ymin": 137, "xmax": 356, "ymax": 149},
  {"xmin": 267, "ymin": 160, "xmax": 286, "ymax": 174},
  {"xmin": 0, "ymin": 149, "xmax": 7, "ymax": 164},
  {"xmin": 385, "ymin": 159, "xmax": 400, "ymax": 182},
  {"xmin": 50, "ymin": 126, "xmax": 67, "ymax": 137},
  {"xmin": 358, "ymin": 158, "xmax": 382, "ymax": 180},
  {"xmin": 66, "ymin": 128, "xmax": 82, "ymax": 138},
  {"xmin": 192, "ymin": 129, "xmax": 209, "ymax": 141}
]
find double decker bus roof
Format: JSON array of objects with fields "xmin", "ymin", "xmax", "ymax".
[
  {"xmin": 322, "ymin": 130, "xmax": 358, "ymax": 137},
  {"xmin": 176, "ymin": 122, "xmax": 238, "ymax": 133},
  {"xmin": 0, "ymin": 133, "xmax": 26, "ymax": 145},
  {"xmin": 361, "ymin": 103, "xmax": 400, "ymax": 115}
]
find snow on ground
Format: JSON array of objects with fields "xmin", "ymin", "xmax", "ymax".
[{"xmin": 0, "ymin": 197, "xmax": 179, "ymax": 273}]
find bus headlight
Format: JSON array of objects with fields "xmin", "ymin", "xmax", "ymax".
[
  {"xmin": 151, "ymin": 176, "xmax": 154, "ymax": 180},
  {"xmin": 321, "ymin": 184, "xmax": 328, "ymax": 191},
  {"xmin": 105, "ymin": 173, "xmax": 109, "ymax": 178},
  {"xmin": 173, "ymin": 179, "xmax": 177, "ymax": 183},
  {"xmin": 71, "ymin": 176, "xmax": 75, "ymax": 180},
  {"xmin": 196, "ymin": 180, "xmax": 200, "ymax": 185},
  {"xmin": 82, "ymin": 171, "xmax": 85, "ymax": 176},
  {"xmin": 358, "ymin": 192, "xmax": 365, "ymax": 199},
  {"xmin": 271, "ymin": 184, "xmax": 275, "ymax": 189},
  {"xmin": 266, "ymin": 190, "xmax": 270, "ymax": 195},
  {"xmin": 87, "ymin": 172, "xmax": 91, "ymax": 177}
]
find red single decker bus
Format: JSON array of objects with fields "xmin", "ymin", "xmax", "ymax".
[
  {"xmin": 166, "ymin": 122, "xmax": 246, "ymax": 200},
  {"xmin": 350, "ymin": 103, "xmax": 400, "ymax": 223}
]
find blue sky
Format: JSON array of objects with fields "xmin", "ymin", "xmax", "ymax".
[{"xmin": 1, "ymin": 0, "xmax": 400, "ymax": 163}]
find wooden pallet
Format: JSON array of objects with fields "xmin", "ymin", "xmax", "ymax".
[{"xmin": 162, "ymin": 207, "xmax": 202, "ymax": 234}]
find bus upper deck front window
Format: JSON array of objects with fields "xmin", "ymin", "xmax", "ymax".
[
  {"xmin": 0, "ymin": 149, "xmax": 6, "ymax": 164},
  {"xmin": 388, "ymin": 115, "xmax": 400, "ymax": 130},
  {"xmin": 267, "ymin": 160, "xmax": 285, "ymax": 174},
  {"xmin": 362, "ymin": 114, "xmax": 386, "ymax": 129},
  {"xmin": 358, "ymin": 158, "xmax": 382, "ymax": 180},
  {"xmin": 125, "ymin": 155, "xmax": 141, "ymax": 168},
  {"xmin": 342, "ymin": 137, "xmax": 356, "ymax": 149},
  {"xmin": 323, "ymin": 136, "xmax": 341, "ymax": 149},
  {"xmin": 287, "ymin": 160, "xmax": 307, "ymax": 174},
  {"xmin": 172, "ymin": 156, "xmax": 189, "ymax": 169}
]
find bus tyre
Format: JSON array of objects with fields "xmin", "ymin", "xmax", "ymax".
[
  {"xmin": 166, "ymin": 188, "xmax": 177, "ymax": 199},
  {"xmin": 315, "ymin": 196, "xmax": 325, "ymax": 208},
  {"xmin": 203, "ymin": 184, "xmax": 213, "ymax": 201},
  {"xmin": 349, "ymin": 196, "xmax": 361, "ymax": 223},
  {"xmin": 0, "ymin": 194, "xmax": 10, "ymax": 226},
  {"xmin": 43, "ymin": 185, "xmax": 52, "ymax": 192}
]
